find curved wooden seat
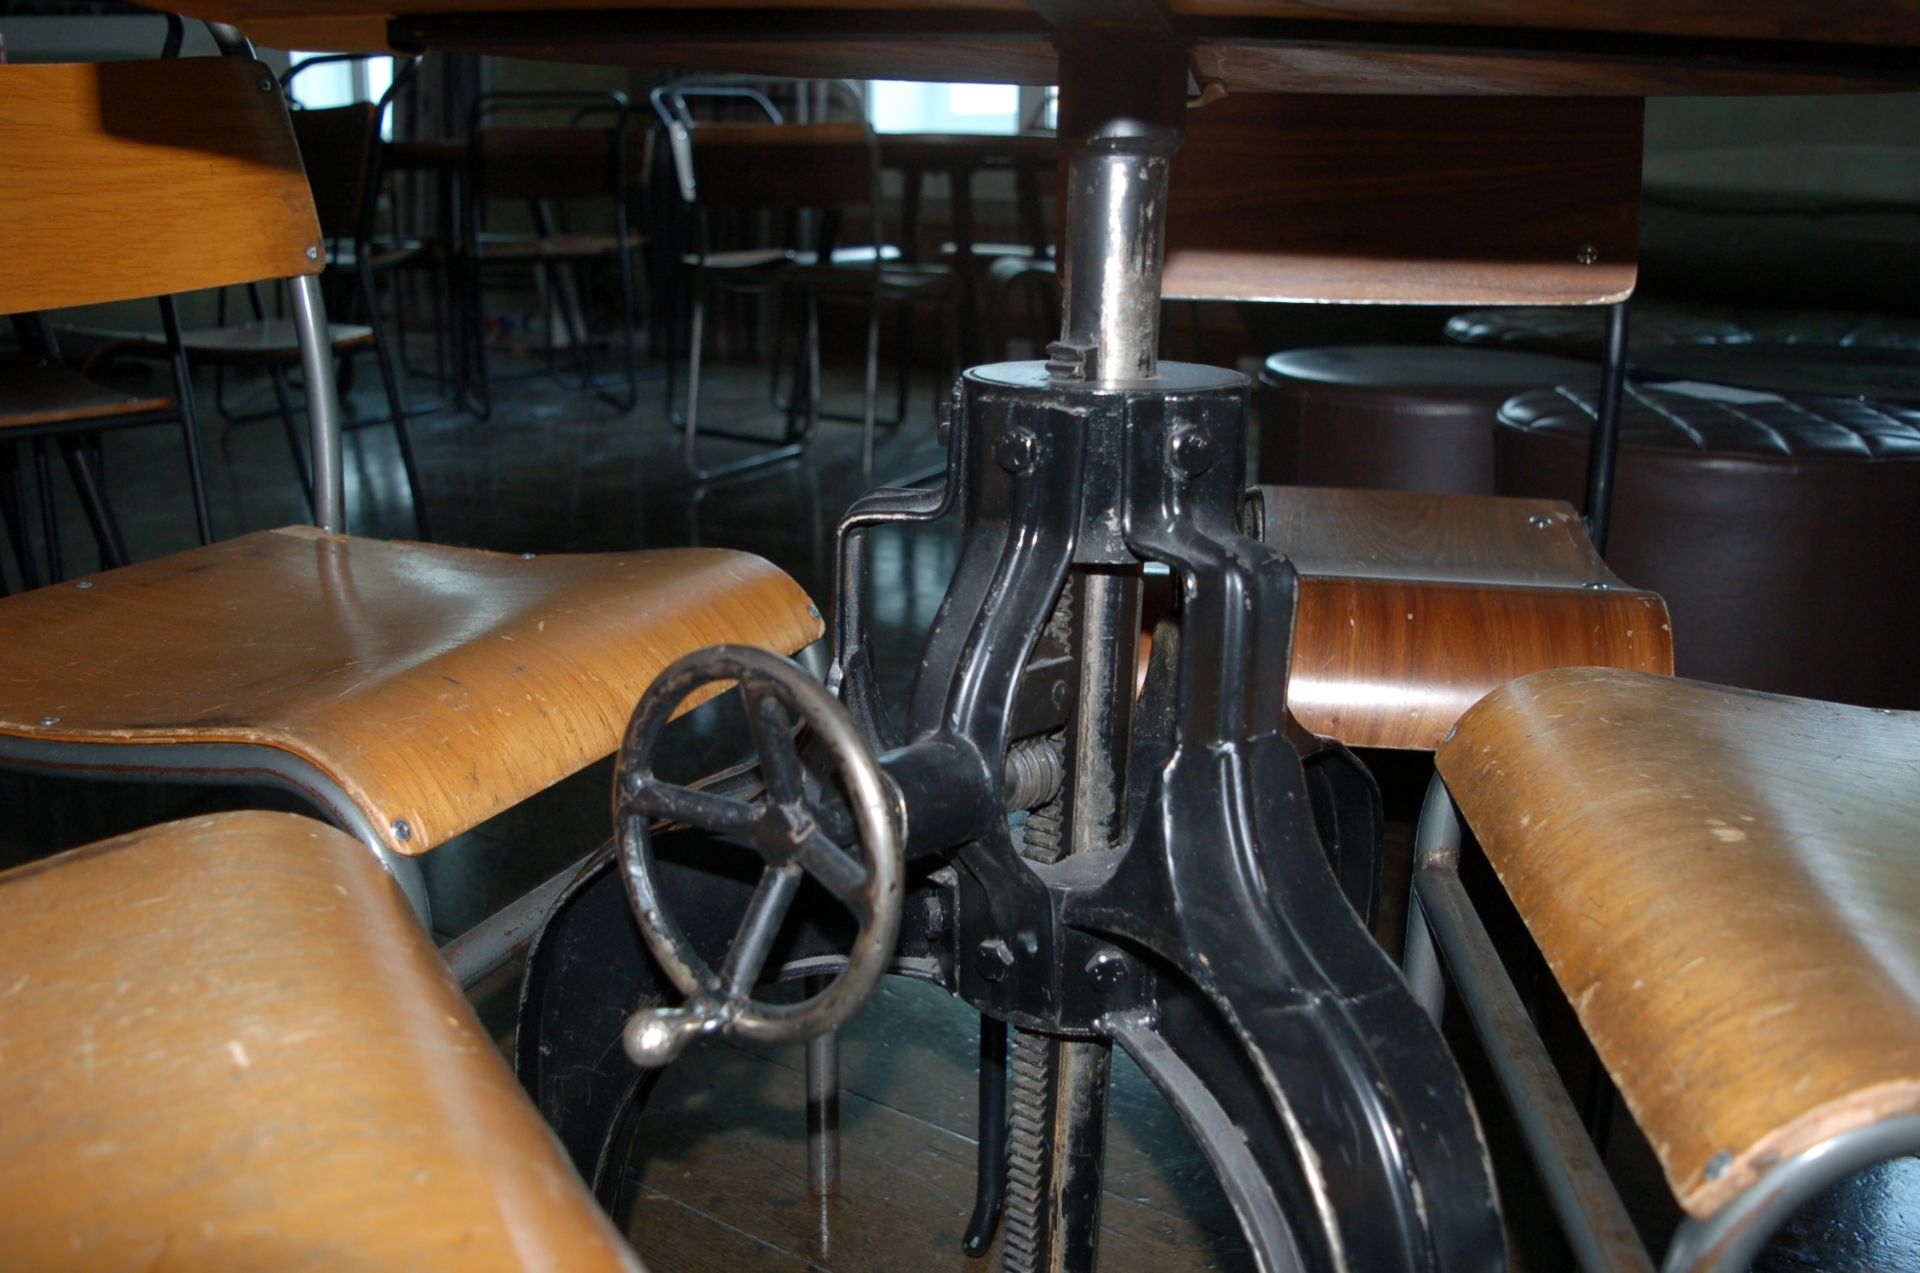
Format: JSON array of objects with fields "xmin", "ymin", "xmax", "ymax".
[
  {"xmin": 0, "ymin": 810, "xmax": 643, "ymax": 1272},
  {"xmin": 1256, "ymin": 486, "xmax": 1673, "ymax": 749},
  {"xmin": 1438, "ymin": 667, "xmax": 1920, "ymax": 1219},
  {"xmin": 0, "ymin": 526, "xmax": 821, "ymax": 857}
]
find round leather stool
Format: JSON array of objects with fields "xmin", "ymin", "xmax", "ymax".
[
  {"xmin": 1497, "ymin": 384, "xmax": 1920, "ymax": 708},
  {"xmin": 1257, "ymin": 346, "xmax": 1597, "ymax": 494}
]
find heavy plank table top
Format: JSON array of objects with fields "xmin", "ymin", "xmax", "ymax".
[
  {"xmin": 172, "ymin": 0, "xmax": 1920, "ymax": 97},
  {"xmin": 1439, "ymin": 668, "xmax": 1920, "ymax": 1220}
]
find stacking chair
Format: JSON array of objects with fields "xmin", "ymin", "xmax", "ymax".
[
  {"xmin": 0, "ymin": 54, "xmax": 821, "ymax": 963},
  {"xmin": 0, "ymin": 811, "xmax": 643, "ymax": 1271},
  {"xmin": 1408, "ymin": 667, "xmax": 1920, "ymax": 1272},
  {"xmin": 461, "ymin": 91, "xmax": 643, "ymax": 418},
  {"xmin": 654, "ymin": 79, "xmax": 951, "ymax": 481}
]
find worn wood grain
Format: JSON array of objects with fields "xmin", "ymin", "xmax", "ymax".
[
  {"xmin": 0, "ymin": 811, "xmax": 641, "ymax": 1272},
  {"xmin": 1165, "ymin": 93, "xmax": 1640, "ymax": 305},
  {"xmin": 1438, "ymin": 667, "xmax": 1920, "ymax": 1219},
  {"xmin": 0, "ymin": 526, "xmax": 822, "ymax": 856},
  {"xmin": 1263, "ymin": 487, "xmax": 1672, "ymax": 750},
  {"xmin": 0, "ymin": 59, "xmax": 321, "ymax": 316}
]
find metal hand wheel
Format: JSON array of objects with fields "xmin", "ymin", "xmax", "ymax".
[{"xmin": 614, "ymin": 644, "xmax": 902, "ymax": 1067}]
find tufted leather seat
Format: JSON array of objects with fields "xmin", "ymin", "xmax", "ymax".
[
  {"xmin": 1496, "ymin": 384, "xmax": 1920, "ymax": 707},
  {"xmin": 1447, "ymin": 302, "xmax": 1920, "ymax": 360},
  {"xmin": 1257, "ymin": 345, "xmax": 1598, "ymax": 494}
]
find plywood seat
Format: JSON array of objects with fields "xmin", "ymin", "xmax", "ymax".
[
  {"xmin": 1254, "ymin": 485, "xmax": 1672, "ymax": 749},
  {"xmin": 0, "ymin": 810, "xmax": 643, "ymax": 1272},
  {"xmin": 0, "ymin": 526, "xmax": 821, "ymax": 858},
  {"xmin": 474, "ymin": 231, "xmax": 629, "ymax": 262},
  {"xmin": 84, "ymin": 318, "xmax": 376, "ymax": 361},
  {"xmin": 1438, "ymin": 666, "xmax": 1920, "ymax": 1220},
  {"xmin": 0, "ymin": 353, "xmax": 172, "ymax": 431}
]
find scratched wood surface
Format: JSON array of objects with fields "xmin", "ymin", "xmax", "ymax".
[
  {"xmin": 1164, "ymin": 93, "xmax": 1641, "ymax": 305},
  {"xmin": 0, "ymin": 58, "xmax": 321, "ymax": 316},
  {"xmin": 1263, "ymin": 487, "xmax": 1672, "ymax": 751},
  {"xmin": 622, "ymin": 976, "xmax": 1251, "ymax": 1271},
  {"xmin": 0, "ymin": 811, "xmax": 642, "ymax": 1272},
  {"xmin": 0, "ymin": 526, "xmax": 821, "ymax": 856},
  {"xmin": 1439, "ymin": 667, "xmax": 1920, "ymax": 1219}
]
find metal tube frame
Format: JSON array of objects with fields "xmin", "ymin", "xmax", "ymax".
[{"xmin": 1409, "ymin": 773, "xmax": 1920, "ymax": 1273}]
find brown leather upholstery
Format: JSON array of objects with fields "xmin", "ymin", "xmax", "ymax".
[
  {"xmin": 0, "ymin": 527, "xmax": 823, "ymax": 856},
  {"xmin": 1257, "ymin": 345, "xmax": 1597, "ymax": 493},
  {"xmin": 0, "ymin": 810, "xmax": 644, "ymax": 1271},
  {"xmin": 1495, "ymin": 383, "xmax": 1920, "ymax": 707},
  {"xmin": 1259, "ymin": 486, "xmax": 1672, "ymax": 749},
  {"xmin": 1439, "ymin": 667, "xmax": 1920, "ymax": 1219}
]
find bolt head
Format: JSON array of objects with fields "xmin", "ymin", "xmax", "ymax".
[
  {"xmin": 37, "ymin": 715, "xmax": 59, "ymax": 728},
  {"xmin": 1168, "ymin": 426, "xmax": 1215, "ymax": 477},
  {"xmin": 1576, "ymin": 243, "xmax": 1600, "ymax": 265},
  {"xmin": 74, "ymin": 580, "xmax": 93, "ymax": 589},
  {"xmin": 1527, "ymin": 514, "xmax": 1554, "ymax": 529},
  {"xmin": 975, "ymin": 937, "xmax": 1015, "ymax": 983},
  {"xmin": 305, "ymin": 244, "xmax": 320, "ymax": 261},
  {"xmin": 391, "ymin": 818, "xmax": 413, "ymax": 843},
  {"xmin": 1703, "ymin": 1150, "xmax": 1733, "ymax": 1181},
  {"xmin": 994, "ymin": 427, "xmax": 1038, "ymax": 475},
  {"xmin": 259, "ymin": 77, "xmax": 275, "ymax": 93},
  {"xmin": 807, "ymin": 604, "xmax": 822, "ymax": 622},
  {"xmin": 1085, "ymin": 948, "xmax": 1129, "ymax": 989}
]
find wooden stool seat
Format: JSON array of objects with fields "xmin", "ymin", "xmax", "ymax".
[
  {"xmin": 0, "ymin": 526, "xmax": 821, "ymax": 857},
  {"xmin": 1256, "ymin": 486, "xmax": 1673, "ymax": 750},
  {"xmin": 0, "ymin": 354, "xmax": 172, "ymax": 431},
  {"xmin": 1438, "ymin": 666, "xmax": 1920, "ymax": 1219},
  {"xmin": 0, "ymin": 810, "xmax": 642, "ymax": 1272}
]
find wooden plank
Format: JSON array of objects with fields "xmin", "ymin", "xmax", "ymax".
[
  {"xmin": 1439, "ymin": 668, "xmax": 1920, "ymax": 1219},
  {"xmin": 0, "ymin": 812, "xmax": 640, "ymax": 1273},
  {"xmin": 1164, "ymin": 93, "xmax": 1641, "ymax": 305},
  {"xmin": 0, "ymin": 527, "xmax": 822, "ymax": 857},
  {"xmin": 0, "ymin": 59, "xmax": 321, "ymax": 315}
]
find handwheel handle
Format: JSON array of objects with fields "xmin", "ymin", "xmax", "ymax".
[{"xmin": 614, "ymin": 645, "xmax": 902, "ymax": 1068}]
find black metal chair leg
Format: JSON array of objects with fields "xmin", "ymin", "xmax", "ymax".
[
  {"xmin": 360, "ymin": 256, "xmax": 432, "ymax": 541},
  {"xmin": 0, "ymin": 443, "xmax": 40, "ymax": 592},
  {"xmin": 32, "ymin": 440, "xmax": 64, "ymax": 583},
  {"xmin": 57, "ymin": 437, "xmax": 128, "ymax": 570},
  {"xmin": 268, "ymin": 364, "xmax": 316, "ymax": 518},
  {"xmin": 1583, "ymin": 300, "xmax": 1631, "ymax": 555}
]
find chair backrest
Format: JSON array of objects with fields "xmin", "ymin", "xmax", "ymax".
[
  {"xmin": 0, "ymin": 57, "xmax": 323, "ymax": 315},
  {"xmin": 1162, "ymin": 92, "xmax": 1643, "ymax": 306},
  {"xmin": 653, "ymin": 81, "xmax": 877, "ymax": 213},
  {"xmin": 291, "ymin": 103, "xmax": 381, "ymax": 241},
  {"xmin": 468, "ymin": 91, "xmax": 634, "ymax": 205}
]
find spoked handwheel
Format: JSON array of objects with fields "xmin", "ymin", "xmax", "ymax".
[{"xmin": 614, "ymin": 644, "xmax": 903, "ymax": 1067}]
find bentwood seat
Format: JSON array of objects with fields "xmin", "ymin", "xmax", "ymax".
[
  {"xmin": 1411, "ymin": 667, "xmax": 1920, "ymax": 1272},
  {"xmin": 0, "ymin": 810, "xmax": 643, "ymax": 1272},
  {"xmin": 0, "ymin": 55, "xmax": 821, "ymax": 943}
]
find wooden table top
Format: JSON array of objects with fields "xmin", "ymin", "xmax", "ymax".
[{"xmin": 182, "ymin": 1, "xmax": 1920, "ymax": 98}]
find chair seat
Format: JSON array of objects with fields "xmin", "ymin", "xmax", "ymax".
[
  {"xmin": 0, "ymin": 526, "xmax": 821, "ymax": 856},
  {"xmin": 0, "ymin": 810, "xmax": 643, "ymax": 1272},
  {"xmin": 474, "ymin": 232, "xmax": 629, "ymax": 262},
  {"xmin": 1257, "ymin": 486, "xmax": 1672, "ymax": 749},
  {"xmin": 1438, "ymin": 667, "xmax": 1920, "ymax": 1220},
  {"xmin": 0, "ymin": 353, "xmax": 172, "ymax": 430},
  {"xmin": 80, "ymin": 319, "xmax": 375, "ymax": 361}
]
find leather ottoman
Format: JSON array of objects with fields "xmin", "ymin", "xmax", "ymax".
[
  {"xmin": 1496, "ymin": 384, "xmax": 1920, "ymax": 708},
  {"xmin": 1257, "ymin": 345, "xmax": 1597, "ymax": 494}
]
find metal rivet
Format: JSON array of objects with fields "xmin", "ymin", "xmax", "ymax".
[
  {"xmin": 74, "ymin": 579, "xmax": 93, "ymax": 589},
  {"xmin": 807, "ymin": 604, "xmax": 822, "ymax": 621},
  {"xmin": 1085, "ymin": 948, "xmax": 1128, "ymax": 989},
  {"xmin": 391, "ymin": 818, "xmax": 413, "ymax": 843},
  {"xmin": 1704, "ymin": 1151, "xmax": 1733, "ymax": 1181},
  {"xmin": 994, "ymin": 426, "xmax": 1038, "ymax": 475},
  {"xmin": 37, "ymin": 715, "xmax": 59, "ymax": 727},
  {"xmin": 1575, "ymin": 243, "xmax": 1599, "ymax": 265},
  {"xmin": 520, "ymin": 551, "xmax": 536, "ymax": 560},
  {"xmin": 1527, "ymin": 514, "xmax": 1554, "ymax": 529},
  {"xmin": 974, "ymin": 937, "xmax": 1015, "ymax": 983},
  {"xmin": 1584, "ymin": 580, "xmax": 1611, "ymax": 591},
  {"xmin": 305, "ymin": 244, "xmax": 320, "ymax": 261},
  {"xmin": 1168, "ymin": 425, "xmax": 1216, "ymax": 477},
  {"xmin": 258, "ymin": 76, "xmax": 274, "ymax": 93}
]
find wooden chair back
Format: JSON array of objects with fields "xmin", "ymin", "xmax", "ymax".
[
  {"xmin": 473, "ymin": 125, "xmax": 631, "ymax": 202},
  {"xmin": 686, "ymin": 121, "xmax": 877, "ymax": 212},
  {"xmin": 290, "ymin": 103, "xmax": 381, "ymax": 241},
  {"xmin": 0, "ymin": 57, "xmax": 322, "ymax": 315},
  {"xmin": 1163, "ymin": 93, "xmax": 1643, "ymax": 305}
]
